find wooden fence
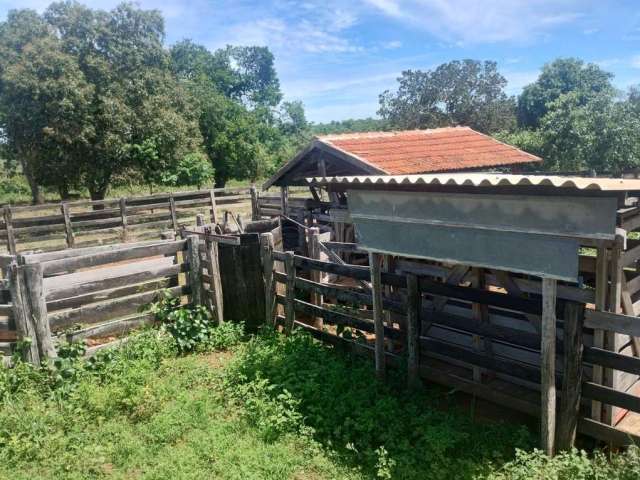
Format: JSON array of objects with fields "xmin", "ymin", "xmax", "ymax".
[
  {"xmin": 0, "ymin": 238, "xmax": 207, "ymax": 361},
  {"xmin": 1, "ymin": 186, "xmax": 255, "ymax": 255},
  {"xmin": 258, "ymin": 233, "xmax": 640, "ymax": 449}
]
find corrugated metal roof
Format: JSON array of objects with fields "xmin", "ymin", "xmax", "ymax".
[
  {"xmin": 318, "ymin": 127, "xmax": 542, "ymax": 174},
  {"xmin": 306, "ymin": 173, "xmax": 640, "ymax": 192}
]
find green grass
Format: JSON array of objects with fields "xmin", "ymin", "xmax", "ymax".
[{"xmin": 0, "ymin": 320, "xmax": 638, "ymax": 479}]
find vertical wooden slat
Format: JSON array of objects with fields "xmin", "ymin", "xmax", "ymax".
[
  {"xmin": 541, "ymin": 277, "xmax": 558, "ymax": 456},
  {"xmin": 118, "ymin": 198, "xmax": 128, "ymax": 242},
  {"xmin": 281, "ymin": 186, "xmax": 289, "ymax": 217},
  {"xmin": 370, "ymin": 251, "xmax": 385, "ymax": 380},
  {"xmin": 205, "ymin": 232, "xmax": 224, "ymax": 325},
  {"xmin": 169, "ymin": 194, "xmax": 179, "ymax": 231},
  {"xmin": 284, "ymin": 251, "xmax": 296, "ymax": 334},
  {"xmin": 260, "ymin": 233, "xmax": 275, "ymax": 327},
  {"xmin": 471, "ymin": 267, "xmax": 490, "ymax": 382},
  {"xmin": 592, "ymin": 245, "xmax": 608, "ymax": 421},
  {"xmin": 3, "ymin": 206, "xmax": 17, "ymax": 255},
  {"xmin": 209, "ymin": 189, "xmax": 218, "ymax": 224},
  {"xmin": 23, "ymin": 263, "xmax": 56, "ymax": 360},
  {"xmin": 8, "ymin": 263, "xmax": 40, "ymax": 363},
  {"xmin": 250, "ymin": 186, "xmax": 259, "ymax": 221},
  {"xmin": 61, "ymin": 203, "xmax": 75, "ymax": 248},
  {"xmin": 186, "ymin": 235, "xmax": 202, "ymax": 307},
  {"xmin": 406, "ymin": 273, "xmax": 420, "ymax": 389},
  {"xmin": 308, "ymin": 227, "xmax": 323, "ymax": 329},
  {"xmin": 557, "ymin": 301, "xmax": 584, "ymax": 451}
]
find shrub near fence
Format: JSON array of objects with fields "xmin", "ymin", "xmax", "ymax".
[{"xmin": 0, "ymin": 186, "xmax": 255, "ymax": 255}]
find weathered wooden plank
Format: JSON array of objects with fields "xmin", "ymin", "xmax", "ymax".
[
  {"xmin": 407, "ymin": 273, "xmax": 420, "ymax": 389},
  {"xmin": 205, "ymin": 236, "xmax": 223, "ymax": 324},
  {"xmin": 370, "ymin": 252, "xmax": 385, "ymax": 379},
  {"xmin": 592, "ymin": 245, "xmax": 608, "ymax": 422},
  {"xmin": 541, "ymin": 277, "xmax": 557, "ymax": 455},
  {"xmin": 64, "ymin": 313, "xmax": 155, "ymax": 342},
  {"xmin": 186, "ymin": 236, "xmax": 202, "ymax": 307},
  {"xmin": 23, "ymin": 263, "xmax": 56, "ymax": 359},
  {"xmin": 577, "ymin": 418, "xmax": 640, "ymax": 446},
  {"xmin": 556, "ymin": 302, "xmax": 584, "ymax": 451},
  {"xmin": 8, "ymin": 264, "xmax": 39, "ymax": 363},
  {"xmin": 584, "ymin": 346, "xmax": 640, "ymax": 375},
  {"xmin": 284, "ymin": 251, "xmax": 296, "ymax": 334},
  {"xmin": 582, "ymin": 381, "xmax": 640, "ymax": 414},
  {"xmin": 3, "ymin": 206, "xmax": 17, "ymax": 255},
  {"xmin": 261, "ymin": 233, "xmax": 275, "ymax": 326},
  {"xmin": 41, "ymin": 240, "xmax": 186, "ymax": 275},
  {"xmin": 585, "ymin": 309, "xmax": 640, "ymax": 337},
  {"xmin": 49, "ymin": 284, "xmax": 186, "ymax": 330},
  {"xmin": 61, "ymin": 203, "xmax": 75, "ymax": 248}
]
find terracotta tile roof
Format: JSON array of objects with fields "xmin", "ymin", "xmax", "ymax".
[{"xmin": 317, "ymin": 126, "xmax": 541, "ymax": 174}]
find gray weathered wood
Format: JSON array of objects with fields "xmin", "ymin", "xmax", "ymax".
[
  {"xmin": 41, "ymin": 240, "xmax": 186, "ymax": 275},
  {"xmin": 556, "ymin": 302, "xmax": 584, "ymax": 451},
  {"xmin": 205, "ymin": 235, "xmax": 223, "ymax": 324},
  {"xmin": 169, "ymin": 195, "xmax": 179, "ymax": 231},
  {"xmin": 196, "ymin": 214, "xmax": 205, "ymax": 227},
  {"xmin": 64, "ymin": 313, "xmax": 155, "ymax": 342},
  {"xmin": 23, "ymin": 263, "xmax": 56, "ymax": 359},
  {"xmin": 592, "ymin": 245, "xmax": 608, "ymax": 422},
  {"xmin": 8, "ymin": 264, "xmax": 39, "ymax": 363},
  {"xmin": 541, "ymin": 277, "xmax": 557, "ymax": 456},
  {"xmin": 584, "ymin": 310, "xmax": 640, "ymax": 337},
  {"xmin": 119, "ymin": 197, "xmax": 128, "ymax": 242},
  {"xmin": 370, "ymin": 252, "xmax": 386, "ymax": 379},
  {"xmin": 284, "ymin": 251, "xmax": 296, "ymax": 334},
  {"xmin": 209, "ymin": 189, "xmax": 218, "ymax": 224},
  {"xmin": 186, "ymin": 235, "xmax": 203, "ymax": 307},
  {"xmin": 407, "ymin": 273, "xmax": 420, "ymax": 389},
  {"xmin": 61, "ymin": 203, "xmax": 75, "ymax": 248},
  {"xmin": 280, "ymin": 186, "xmax": 289, "ymax": 216},
  {"xmin": 3, "ymin": 206, "xmax": 17, "ymax": 255},
  {"xmin": 308, "ymin": 227, "xmax": 323, "ymax": 329},
  {"xmin": 261, "ymin": 233, "xmax": 275, "ymax": 326},
  {"xmin": 250, "ymin": 186, "xmax": 259, "ymax": 221}
]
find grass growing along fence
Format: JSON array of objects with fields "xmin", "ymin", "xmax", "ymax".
[{"xmin": 0, "ymin": 306, "xmax": 638, "ymax": 479}]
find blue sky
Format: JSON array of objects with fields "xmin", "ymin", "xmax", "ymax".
[{"xmin": 1, "ymin": 0, "xmax": 640, "ymax": 123}]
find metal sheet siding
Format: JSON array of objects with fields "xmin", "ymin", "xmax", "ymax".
[{"xmin": 348, "ymin": 190, "xmax": 618, "ymax": 240}]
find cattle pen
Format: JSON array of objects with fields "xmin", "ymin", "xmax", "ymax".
[{"xmin": 3, "ymin": 173, "xmax": 640, "ymax": 456}]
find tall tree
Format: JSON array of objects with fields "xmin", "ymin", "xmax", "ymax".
[
  {"xmin": 517, "ymin": 58, "xmax": 614, "ymax": 128},
  {"xmin": 378, "ymin": 60, "xmax": 516, "ymax": 134}
]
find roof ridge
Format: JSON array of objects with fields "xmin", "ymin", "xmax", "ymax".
[{"xmin": 317, "ymin": 126, "xmax": 471, "ymax": 142}]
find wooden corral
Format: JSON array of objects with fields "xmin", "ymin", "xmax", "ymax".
[
  {"xmin": 255, "ymin": 173, "xmax": 640, "ymax": 454},
  {"xmin": 0, "ymin": 186, "xmax": 255, "ymax": 255}
]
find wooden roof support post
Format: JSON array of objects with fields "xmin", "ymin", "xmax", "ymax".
[
  {"xmin": 591, "ymin": 246, "xmax": 608, "ymax": 422},
  {"xmin": 541, "ymin": 277, "xmax": 558, "ymax": 456},
  {"xmin": 308, "ymin": 227, "xmax": 323, "ymax": 329},
  {"xmin": 370, "ymin": 251, "xmax": 386, "ymax": 380},
  {"xmin": 557, "ymin": 301, "xmax": 584, "ymax": 451},
  {"xmin": 280, "ymin": 186, "xmax": 289, "ymax": 217},
  {"xmin": 406, "ymin": 273, "xmax": 421, "ymax": 389}
]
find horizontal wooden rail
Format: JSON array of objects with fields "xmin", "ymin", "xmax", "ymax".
[
  {"xmin": 582, "ymin": 381, "xmax": 640, "ymax": 414},
  {"xmin": 583, "ymin": 346, "xmax": 640, "ymax": 375},
  {"xmin": 63, "ymin": 312, "xmax": 155, "ymax": 342},
  {"xmin": 41, "ymin": 240, "xmax": 186, "ymax": 275},
  {"xmin": 584, "ymin": 309, "xmax": 640, "ymax": 337}
]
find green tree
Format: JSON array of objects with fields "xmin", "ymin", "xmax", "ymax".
[
  {"xmin": 378, "ymin": 60, "xmax": 516, "ymax": 134},
  {"xmin": 517, "ymin": 57, "xmax": 614, "ymax": 128},
  {"xmin": 311, "ymin": 117, "xmax": 390, "ymax": 135}
]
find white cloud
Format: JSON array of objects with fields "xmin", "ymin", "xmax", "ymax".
[{"xmin": 362, "ymin": 0, "xmax": 587, "ymax": 44}]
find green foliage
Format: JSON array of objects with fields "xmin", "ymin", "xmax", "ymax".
[
  {"xmin": 312, "ymin": 117, "xmax": 390, "ymax": 135},
  {"xmin": 379, "ymin": 60, "xmax": 516, "ymax": 134},
  {"xmin": 174, "ymin": 152, "xmax": 215, "ymax": 188},
  {"xmin": 517, "ymin": 58, "xmax": 614, "ymax": 128}
]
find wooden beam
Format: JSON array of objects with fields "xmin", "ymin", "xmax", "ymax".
[
  {"xmin": 556, "ymin": 302, "xmax": 584, "ymax": 451},
  {"xmin": 209, "ymin": 189, "xmax": 218, "ymax": 224},
  {"xmin": 592, "ymin": 245, "xmax": 608, "ymax": 422},
  {"xmin": 260, "ymin": 233, "xmax": 275, "ymax": 327},
  {"xmin": 280, "ymin": 186, "xmax": 289, "ymax": 217},
  {"xmin": 370, "ymin": 252, "xmax": 385, "ymax": 380},
  {"xmin": 61, "ymin": 203, "xmax": 75, "ymax": 248},
  {"xmin": 186, "ymin": 235, "xmax": 203, "ymax": 307},
  {"xmin": 205, "ymin": 233, "xmax": 224, "ymax": 324},
  {"xmin": 407, "ymin": 273, "xmax": 420, "ymax": 389},
  {"xmin": 169, "ymin": 194, "xmax": 179, "ymax": 231},
  {"xmin": 308, "ymin": 227, "xmax": 323, "ymax": 329},
  {"xmin": 541, "ymin": 277, "xmax": 557, "ymax": 456},
  {"xmin": 284, "ymin": 251, "xmax": 296, "ymax": 334},
  {"xmin": 8, "ymin": 264, "xmax": 40, "ymax": 363},
  {"xmin": 3, "ymin": 206, "xmax": 17, "ymax": 255},
  {"xmin": 23, "ymin": 263, "xmax": 56, "ymax": 360}
]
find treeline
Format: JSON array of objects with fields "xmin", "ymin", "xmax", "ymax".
[
  {"xmin": 0, "ymin": 1, "xmax": 310, "ymax": 204},
  {"xmin": 376, "ymin": 58, "xmax": 640, "ymax": 175}
]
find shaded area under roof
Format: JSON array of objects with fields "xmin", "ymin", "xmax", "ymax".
[{"xmin": 263, "ymin": 127, "xmax": 542, "ymax": 189}]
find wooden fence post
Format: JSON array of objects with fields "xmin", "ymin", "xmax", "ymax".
[
  {"xmin": 280, "ymin": 186, "xmax": 289, "ymax": 216},
  {"xmin": 209, "ymin": 189, "xmax": 218, "ymax": 224},
  {"xmin": 196, "ymin": 213, "xmax": 205, "ymax": 227},
  {"xmin": 119, "ymin": 198, "xmax": 128, "ymax": 242},
  {"xmin": 23, "ymin": 263, "xmax": 56, "ymax": 360},
  {"xmin": 557, "ymin": 301, "xmax": 584, "ymax": 451},
  {"xmin": 7, "ymin": 263, "xmax": 40, "ymax": 364},
  {"xmin": 186, "ymin": 235, "xmax": 203, "ymax": 307},
  {"xmin": 169, "ymin": 194, "xmax": 179, "ymax": 231},
  {"xmin": 250, "ymin": 186, "xmax": 260, "ymax": 221},
  {"xmin": 205, "ymin": 232, "xmax": 224, "ymax": 325},
  {"xmin": 541, "ymin": 277, "xmax": 558, "ymax": 456},
  {"xmin": 3, "ymin": 206, "xmax": 17, "ymax": 255},
  {"xmin": 308, "ymin": 227, "xmax": 323, "ymax": 329},
  {"xmin": 260, "ymin": 233, "xmax": 275, "ymax": 327},
  {"xmin": 284, "ymin": 251, "xmax": 296, "ymax": 334},
  {"xmin": 407, "ymin": 273, "xmax": 420, "ymax": 389},
  {"xmin": 591, "ymin": 246, "xmax": 608, "ymax": 421},
  {"xmin": 61, "ymin": 203, "xmax": 75, "ymax": 248},
  {"xmin": 370, "ymin": 251, "xmax": 386, "ymax": 380}
]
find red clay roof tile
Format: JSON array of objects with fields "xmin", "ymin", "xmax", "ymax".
[{"xmin": 318, "ymin": 127, "xmax": 541, "ymax": 174}]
